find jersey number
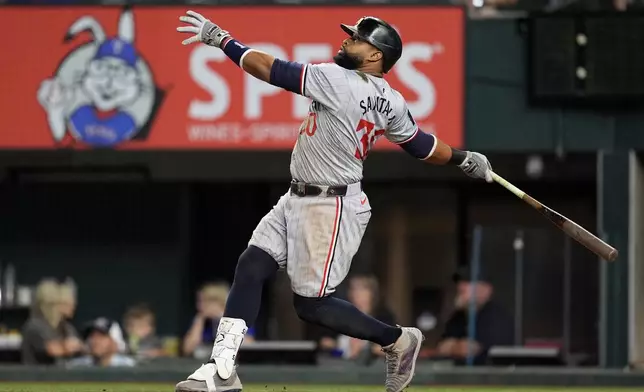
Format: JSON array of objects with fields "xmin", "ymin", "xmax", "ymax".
[
  {"xmin": 298, "ymin": 115, "xmax": 383, "ymax": 160},
  {"xmin": 299, "ymin": 112, "xmax": 317, "ymax": 136},
  {"xmin": 354, "ymin": 119, "xmax": 384, "ymax": 161}
]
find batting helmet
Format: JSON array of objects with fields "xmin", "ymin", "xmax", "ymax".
[{"xmin": 340, "ymin": 17, "xmax": 403, "ymax": 74}]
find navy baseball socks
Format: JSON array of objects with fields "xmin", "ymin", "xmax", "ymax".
[
  {"xmin": 175, "ymin": 246, "xmax": 276, "ymax": 391},
  {"xmin": 177, "ymin": 244, "xmax": 422, "ymax": 392},
  {"xmin": 221, "ymin": 244, "xmax": 402, "ymax": 348},
  {"xmin": 211, "ymin": 246, "xmax": 277, "ymax": 379},
  {"xmin": 211, "ymin": 245, "xmax": 404, "ymax": 364},
  {"xmin": 223, "ymin": 246, "xmax": 278, "ymax": 324},
  {"xmin": 293, "ymin": 294, "xmax": 402, "ymax": 346},
  {"xmin": 290, "ymin": 296, "xmax": 424, "ymax": 392}
]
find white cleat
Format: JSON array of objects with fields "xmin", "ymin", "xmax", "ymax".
[
  {"xmin": 381, "ymin": 327, "xmax": 424, "ymax": 392},
  {"xmin": 175, "ymin": 362, "xmax": 243, "ymax": 392},
  {"xmin": 177, "ymin": 318, "xmax": 248, "ymax": 392}
]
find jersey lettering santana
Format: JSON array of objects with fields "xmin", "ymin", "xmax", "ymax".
[{"xmin": 291, "ymin": 63, "xmax": 418, "ymax": 186}]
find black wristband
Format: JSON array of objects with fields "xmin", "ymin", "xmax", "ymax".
[{"xmin": 449, "ymin": 148, "xmax": 467, "ymax": 165}]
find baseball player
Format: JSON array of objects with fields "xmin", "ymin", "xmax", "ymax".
[{"xmin": 176, "ymin": 11, "xmax": 493, "ymax": 392}]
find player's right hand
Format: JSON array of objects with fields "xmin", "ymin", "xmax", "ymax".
[
  {"xmin": 458, "ymin": 151, "xmax": 493, "ymax": 183},
  {"xmin": 176, "ymin": 10, "xmax": 231, "ymax": 48}
]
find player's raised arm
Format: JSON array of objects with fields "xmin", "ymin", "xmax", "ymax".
[
  {"xmin": 386, "ymin": 101, "xmax": 493, "ymax": 183},
  {"xmin": 176, "ymin": 11, "xmax": 346, "ymax": 110},
  {"xmin": 177, "ymin": 11, "xmax": 276, "ymax": 78}
]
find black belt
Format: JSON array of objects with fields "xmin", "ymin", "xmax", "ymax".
[{"xmin": 290, "ymin": 181, "xmax": 351, "ymax": 197}]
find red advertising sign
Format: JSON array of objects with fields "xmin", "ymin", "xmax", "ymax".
[{"xmin": 0, "ymin": 6, "xmax": 463, "ymax": 149}]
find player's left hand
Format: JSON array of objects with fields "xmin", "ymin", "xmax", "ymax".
[
  {"xmin": 458, "ymin": 151, "xmax": 493, "ymax": 183},
  {"xmin": 176, "ymin": 10, "xmax": 230, "ymax": 47}
]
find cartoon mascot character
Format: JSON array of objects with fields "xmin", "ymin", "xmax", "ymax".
[{"xmin": 38, "ymin": 7, "xmax": 163, "ymax": 148}]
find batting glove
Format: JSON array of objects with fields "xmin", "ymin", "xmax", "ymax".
[
  {"xmin": 458, "ymin": 151, "xmax": 493, "ymax": 183},
  {"xmin": 176, "ymin": 10, "xmax": 231, "ymax": 47}
]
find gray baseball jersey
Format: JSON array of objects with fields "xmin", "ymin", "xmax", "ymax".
[
  {"xmin": 291, "ymin": 63, "xmax": 419, "ymax": 186},
  {"xmin": 250, "ymin": 63, "xmax": 419, "ymax": 297}
]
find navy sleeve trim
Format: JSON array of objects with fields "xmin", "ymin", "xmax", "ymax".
[
  {"xmin": 399, "ymin": 129, "xmax": 437, "ymax": 160},
  {"xmin": 269, "ymin": 59, "xmax": 306, "ymax": 95}
]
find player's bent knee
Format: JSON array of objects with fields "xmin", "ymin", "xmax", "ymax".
[
  {"xmin": 234, "ymin": 245, "xmax": 278, "ymax": 283},
  {"xmin": 292, "ymin": 293, "xmax": 326, "ymax": 323}
]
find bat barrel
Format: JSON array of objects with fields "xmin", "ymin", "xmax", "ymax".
[
  {"xmin": 607, "ymin": 248, "xmax": 619, "ymax": 261},
  {"xmin": 562, "ymin": 216, "xmax": 618, "ymax": 261},
  {"xmin": 492, "ymin": 171, "xmax": 619, "ymax": 262}
]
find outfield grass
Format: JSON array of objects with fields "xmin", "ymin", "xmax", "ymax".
[{"xmin": 0, "ymin": 384, "xmax": 640, "ymax": 392}]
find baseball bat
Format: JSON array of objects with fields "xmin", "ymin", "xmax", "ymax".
[{"xmin": 490, "ymin": 171, "xmax": 618, "ymax": 262}]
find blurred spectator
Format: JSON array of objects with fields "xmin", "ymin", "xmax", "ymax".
[
  {"xmin": 319, "ymin": 275, "xmax": 396, "ymax": 362},
  {"xmin": 183, "ymin": 282, "xmax": 255, "ymax": 358},
  {"xmin": 21, "ymin": 279, "xmax": 83, "ymax": 365},
  {"xmin": 435, "ymin": 265, "xmax": 513, "ymax": 365},
  {"xmin": 58, "ymin": 279, "xmax": 77, "ymax": 320},
  {"xmin": 58, "ymin": 278, "xmax": 82, "ymax": 347},
  {"xmin": 67, "ymin": 318, "xmax": 135, "ymax": 368},
  {"xmin": 182, "ymin": 282, "xmax": 228, "ymax": 357},
  {"xmin": 123, "ymin": 303, "xmax": 164, "ymax": 359}
]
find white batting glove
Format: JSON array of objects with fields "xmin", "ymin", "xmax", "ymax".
[
  {"xmin": 458, "ymin": 151, "xmax": 493, "ymax": 183},
  {"xmin": 176, "ymin": 10, "xmax": 231, "ymax": 47}
]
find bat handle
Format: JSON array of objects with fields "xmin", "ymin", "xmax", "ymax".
[{"xmin": 491, "ymin": 171, "xmax": 525, "ymax": 199}]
